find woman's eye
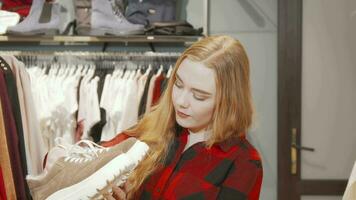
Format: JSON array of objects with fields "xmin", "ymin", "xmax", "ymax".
[
  {"xmin": 193, "ymin": 94, "xmax": 207, "ymax": 101},
  {"xmin": 174, "ymin": 81, "xmax": 183, "ymax": 88}
]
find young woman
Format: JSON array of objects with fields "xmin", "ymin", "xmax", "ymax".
[{"xmin": 103, "ymin": 35, "xmax": 263, "ymax": 200}]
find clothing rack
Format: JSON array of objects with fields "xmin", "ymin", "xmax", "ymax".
[
  {"xmin": 0, "ymin": 51, "xmax": 180, "ymax": 73},
  {"xmin": 1, "ymin": 52, "xmax": 177, "ymax": 146},
  {"xmin": 0, "ymin": 51, "xmax": 181, "ymax": 61}
]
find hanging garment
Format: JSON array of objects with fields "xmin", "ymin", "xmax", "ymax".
[
  {"xmin": 102, "ymin": 70, "xmax": 128, "ymax": 141},
  {"xmin": 0, "ymin": 166, "xmax": 7, "ymax": 200},
  {"xmin": 152, "ymin": 72, "xmax": 165, "ymax": 107},
  {"xmin": 0, "ymin": 105, "xmax": 17, "ymax": 200},
  {"xmin": 59, "ymin": 71, "xmax": 81, "ymax": 143},
  {"xmin": 160, "ymin": 76, "xmax": 169, "ymax": 96},
  {"xmin": 74, "ymin": 119, "xmax": 84, "ymax": 143},
  {"xmin": 89, "ymin": 108, "xmax": 107, "ymax": 143},
  {"xmin": 28, "ymin": 67, "xmax": 56, "ymax": 149},
  {"xmin": 12, "ymin": 52, "xmax": 178, "ymax": 146},
  {"xmin": 27, "ymin": 63, "xmax": 80, "ymax": 149},
  {"xmin": 145, "ymin": 70, "xmax": 159, "ymax": 113},
  {"xmin": 77, "ymin": 66, "xmax": 101, "ymax": 141},
  {"xmin": 0, "ymin": 66, "xmax": 30, "ymax": 200},
  {"xmin": 97, "ymin": 74, "xmax": 113, "ymax": 141},
  {"xmin": 82, "ymin": 76, "xmax": 101, "ymax": 140},
  {"xmin": 0, "ymin": 58, "xmax": 29, "ymax": 179},
  {"xmin": 115, "ymin": 70, "xmax": 139, "ymax": 133},
  {"xmin": 1, "ymin": 56, "xmax": 47, "ymax": 176},
  {"xmin": 89, "ymin": 68, "xmax": 110, "ymax": 143},
  {"xmin": 138, "ymin": 70, "xmax": 154, "ymax": 116},
  {"xmin": 136, "ymin": 69, "xmax": 149, "ymax": 111}
]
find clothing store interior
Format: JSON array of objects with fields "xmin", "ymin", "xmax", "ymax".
[{"xmin": 0, "ymin": 0, "xmax": 355, "ymax": 199}]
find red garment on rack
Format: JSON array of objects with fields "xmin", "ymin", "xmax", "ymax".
[
  {"xmin": 0, "ymin": 166, "xmax": 7, "ymax": 200},
  {"xmin": 1, "ymin": 0, "xmax": 32, "ymax": 18},
  {"xmin": 74, "ymin": 119, "xmax": 85, "ymax": 143},
  {"xmin": 101, "ymin": 132, "xmax": 131, "ymax": 148}
]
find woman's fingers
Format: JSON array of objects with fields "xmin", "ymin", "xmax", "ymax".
[
  {"xmin": 112, "ymin": 185, "xmax": 127, "ymax": 200},
  {"xmin": 102, "ymin": 192, "xmax": 116, "ymax": 200}
]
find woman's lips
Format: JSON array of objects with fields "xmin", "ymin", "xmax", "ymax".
[{"xmin": 177, "ymin": 110, "xmax": 190, "ymax": 118}]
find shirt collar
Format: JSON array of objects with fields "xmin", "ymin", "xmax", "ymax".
[{"xmin": 177, "ymin": 127, "xmax": 246, "ymax": 152}]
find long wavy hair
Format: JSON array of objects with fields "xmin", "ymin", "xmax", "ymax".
[{"xmin": 125, "ymin": 35, "xmax": 254, "ymax": 198}]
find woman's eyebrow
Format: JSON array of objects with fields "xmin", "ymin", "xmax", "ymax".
[{"xmin": 176, "ymin": 74, "xmax": 212, "ymax": 96}]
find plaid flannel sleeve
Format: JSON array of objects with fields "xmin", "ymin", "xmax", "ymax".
[{"xmin": 217, "ymin": 153, "xmax": 263, "ymax": 200}]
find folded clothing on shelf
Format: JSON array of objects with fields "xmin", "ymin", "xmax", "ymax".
[
  {"xmin": 1, "ymin": 0, "xmax": 32, "ymax": 18},
  {"xmin": 125, "ymin": 0, "xmax": 177, "ymax": 26},
  {"xmin": 0, "ymin": 10, "xmax": 21, "ymax": 35},
  {"xmin": 145, "ymin": 21, "xmax": 203, "ymax": 36}
]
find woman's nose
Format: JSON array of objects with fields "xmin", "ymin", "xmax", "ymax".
[{"xmin": 176, "ymin": 90, "xmax": 189, "ymax": 108}]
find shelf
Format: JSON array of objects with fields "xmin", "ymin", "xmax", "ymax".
[{"xmin": 0, "ymin": 35, "xmax": 202, "ymax": 44}]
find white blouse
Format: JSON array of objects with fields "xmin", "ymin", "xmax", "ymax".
[{"xmin": 183, "ymin": 129, "xmax": 212, "ymax": 152}]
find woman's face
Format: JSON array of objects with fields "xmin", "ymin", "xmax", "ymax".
[{"xmin": 172, "ymin": 58, "xmax": 216, "ymax": 133}]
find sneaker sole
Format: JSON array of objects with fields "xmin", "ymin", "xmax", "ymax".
[{"xmin": 46, "ymin": 140, "xmax": 149, "ymax": 200}]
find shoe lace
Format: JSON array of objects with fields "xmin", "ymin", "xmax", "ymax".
[
  {"xmin": 109, "ymin": 0, "xmax": 125, "ymax": 23},
  {"xmin": 61, "ymin": 139, "xmax": 109, "ymax": 163}
]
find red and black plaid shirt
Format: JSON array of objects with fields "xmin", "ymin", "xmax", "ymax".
[{"xmin": 103, "ymin": 128, "xmax": 263, "ymax": 200}]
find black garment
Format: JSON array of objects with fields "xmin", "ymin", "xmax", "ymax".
[
  {"xmin": 138, "ymin": 70, "xmax": 155, "ymax": 117},
  {"xmin": 125, "ymin": 0, "xmax": 177, "ymax": 26},
  {"xmin": 160, "ymin": 76, "xmax": 169, "ymax": 96},
  {"xmin": 145, "ymin": 21, "xmax": 203, "ymax": 36},
  {"xmin": 94, "ymin": 66, "xmax": 113, "ymax": 103},
  {"xmin": 89, "ymin": 107, "xmax": 107, "ymax": 143},
  {"xmin": 75, "ymin": 76, "xmax": 84, "ymax": 121}
]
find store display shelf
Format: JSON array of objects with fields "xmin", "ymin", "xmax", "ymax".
[{"xmin": 0, "ymin": 35, "xmax": 203, "ymax": 44}]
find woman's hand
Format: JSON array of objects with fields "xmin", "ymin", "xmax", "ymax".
[{"xmin": 103, "ymin": 185, "xmax": 127, "ymax": 200}]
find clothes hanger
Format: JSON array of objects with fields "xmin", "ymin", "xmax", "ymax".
[
  {"xmin": 144, "ymin": 64, "xmax": 152, "ymax": 76},
  {"xmin": 75, "ymin": 64, "xmax": 83, "ymax": 76},
  {"xmin": 157, "ymin": 64, "xmax": 163, "ymax": 76},
  {"xmin": 167, "ymin": 64, "xmax": 173, "ymax": 78},
  {"xmin": 69, "ymin": 63, "xmax": 76, "ymax": 76}
]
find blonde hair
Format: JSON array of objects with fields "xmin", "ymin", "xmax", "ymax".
[{"xmin": 126, "ymin": 35, "xmax": 254, "ymax": 198}]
